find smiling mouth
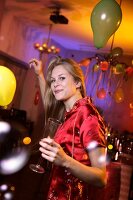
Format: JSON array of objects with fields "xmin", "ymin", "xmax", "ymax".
[{"xmin": 54, "ymin": 90, "xmax": 63, "ymax": 94}]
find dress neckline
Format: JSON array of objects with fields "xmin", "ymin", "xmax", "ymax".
[{"xmin": 64, "ymin": 96, "xmax": 91, "ymax": 118}]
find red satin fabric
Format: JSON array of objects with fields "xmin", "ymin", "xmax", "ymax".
[{"xmin": 47, "ymin": 97, "xmax": 106, "ymax": 200}]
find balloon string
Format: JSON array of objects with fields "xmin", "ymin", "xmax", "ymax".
[
  {"xmin": 110, "ymin": 33, "xmax": 115, "ymax": 51},
  {"xmin": 90, "ymin": 69, "xmax": 98, "ymax": 97},
  {"xmin": 105, "ymin": 69, "xmax": 113, "ymax": 108},
  {"xmin": 85, "ymin": 65, "xmax": 90, "ymax": 82},
  {"xmin": 94, "ymin": 71, "xmax": 103, "ymax": 100},
  {"xmin": 110, "ymin": 0, "xmax": 122, "ymax": 51},
  {"xmin": 107, "ymin": 68, "xmax": 112, "ymax": 92},
  {"xmin": 102, "ymin": 71, "xmax": 106, "ymax": 85},
  {"xmin": 119, "ymin": 0, "xmax": 123, "ymax": 6},
  {"xmin": 116, "ymin": 74, "xmax": 123, "ymax": 90},
  {"xmin": 96, "ymin": 71, "xmax": 103, "ymax": 91}
]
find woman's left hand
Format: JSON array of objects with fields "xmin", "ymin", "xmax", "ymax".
[{"xmin": 39, "ymin": 137, "xmax": 68, "ymax": 166}]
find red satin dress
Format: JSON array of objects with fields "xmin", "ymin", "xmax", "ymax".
[{"xmin": 47, "ymin": 97, "xmax": 106, "ymax": 200}]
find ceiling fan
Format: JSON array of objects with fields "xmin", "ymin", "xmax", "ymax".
[
  {"xmin": 42, "ymin": 0, "xmax": 72, "ymax": 24},
  {"xmin": 49, "ymin": 8, "xmax": 68, "ymax": 24}
]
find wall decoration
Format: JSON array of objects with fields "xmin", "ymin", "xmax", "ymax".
[{"xmin": 34, "ymin": 90, "xmax": 40, "ymax": 106}]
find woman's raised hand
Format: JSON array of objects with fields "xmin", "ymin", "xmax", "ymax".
[{"xmin": 29, "ymin": 58, "xmax": 43, "ymax": 76}]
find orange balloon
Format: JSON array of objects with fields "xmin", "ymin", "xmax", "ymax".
[
  {"xmin": 114, "ymin": 88, "xmax": 124, "ymax": 103},
  {"xmin": 99, "ymin": 61, "xmax": 109, "ymax": 71},
  {"xmin": 79, "ymin": 58, "xmax": 91, "ymax": 67},
  {"xmin": 97, "ymin": 88, "xmax": 106, "ymax": 99}
]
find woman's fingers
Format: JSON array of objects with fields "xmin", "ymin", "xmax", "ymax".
[
  {"xmin": 39, "ymin": 139, "xmax": 59, "ymax": 153},
  {"xmin": 29, "ymin": 59, "xmax": 43, "ymax": 76},
  {"xmin": 29, "ymin": 58, "xmax": 38, "ymax": 68},
  {"xmin": 39, "ymin": 138, "xmax": 67, "ymax": 165},
  {"xmin": 39, "ymin": 139, "xmax": 59, "ymax": 162}
]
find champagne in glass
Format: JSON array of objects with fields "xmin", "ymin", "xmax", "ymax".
[{"xmin": 29, "ymin": 118, "xmax": 61, "ymax": 173}]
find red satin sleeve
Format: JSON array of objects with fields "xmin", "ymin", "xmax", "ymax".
[{"xmin": 80, "ymin": 115, "xmax": 106, "ymax": 150}]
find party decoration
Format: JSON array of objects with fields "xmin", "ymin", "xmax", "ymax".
[
  {"xmin": 125, "ymin": 66, "xmax": 133, "ymax": 76},
  {"xmin": 79, "ymin": 58, "xmax": 91, "ymax": 83},
  {"xmin": 93, "ymin": 64, "xmax": 100, "ymax": 72},
  {"xmin": 99, "ymin": 61, "xmax": 109, "ymax": 71},
  {"xmin": 34, "ymin": 90, "xmax": 40, "ymax": 105},
  {"xmin": 79, "ymin": 58, "xmax": 91, "ymax": 67},
  {"xmin": 80, "ymin": 52, "xmax": 132, "ymax": 106},
  {"xmin": 111, "ymin": 47, "xmax": 123, "ymax": 57},
  {"xmin": 90, "ymin": 0, "xmax": 122, "ymax": 48},
  {"xmin": 129, "ymin": 103, "xmax": 133, "ymax": 109},
  {"xmin": 0, "ymin": 66, "xmax": 16, "ymax": 106},
  {"xmin": 129, "ymin": 103, "xmax": 133, "ymax": 117},
  {"xmin": 97, "ymin": 88, "xmax": 106, "ymax": 99},
  {"xmin": 114, "ymin": 87, "xmax": 124, "ymax": 103},
  {"xmin": 112, "ymin": 63, "xmax": 125, "ymax": 74}
]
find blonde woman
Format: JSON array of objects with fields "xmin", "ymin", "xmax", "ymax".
[{"xmin": 29, "ymin": 57, "xmax": 107, "ymax": 200}]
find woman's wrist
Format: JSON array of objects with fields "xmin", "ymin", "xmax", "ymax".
[
  {"xmin": 36, "ymin": 71, "xmax": 43, "ymax": 77},
  {"xmin": 63, "ymin": 154, "xmax": 72, "ymax": 169}
]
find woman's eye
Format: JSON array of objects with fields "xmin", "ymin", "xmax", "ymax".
[
  {"xmin": 51, "ymin": 79, "xmax": 55, "ymax": 83},
  {"xmin": 59, "ymin": 77, "xmax": 65, "ymax": 81}
]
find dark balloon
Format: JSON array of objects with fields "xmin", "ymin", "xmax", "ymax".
[{"xmin": 111, "ymin": 47, "xmax": 123, "ymax": 57}]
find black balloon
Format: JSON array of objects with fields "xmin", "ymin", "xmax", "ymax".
[{"xmin": 111, "ymin": 47, "xmax": 123, "ymax": 57}]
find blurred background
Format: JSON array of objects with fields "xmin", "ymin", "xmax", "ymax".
[{"xmin": 0, "ymin": 0, "xmax": 133, "ymax": 200}]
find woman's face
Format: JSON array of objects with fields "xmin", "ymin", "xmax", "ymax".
[{"xmin": 50, "ymin": 65, "xmax": 79, "ymax": 101}]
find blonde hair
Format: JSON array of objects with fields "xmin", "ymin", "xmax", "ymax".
[{"xmin": 44, "ymin": 56, "xmax": 86, "ymax": 123}]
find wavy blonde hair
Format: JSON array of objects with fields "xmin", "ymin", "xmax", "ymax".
[{"xmin": 44, "ymin": 56, "xmax": 86, "ymax": 123}]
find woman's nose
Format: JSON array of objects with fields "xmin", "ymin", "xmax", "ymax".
[{"xmin": 53, "ymin": 79, "xmax": 60, "ymax": 87}]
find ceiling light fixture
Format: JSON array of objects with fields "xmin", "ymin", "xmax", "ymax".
[{"xmin": 34, "ymin": 24, "xmax": 60, "ymax": 59}]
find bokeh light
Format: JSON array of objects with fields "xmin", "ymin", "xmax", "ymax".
[
  {"xmin": 4, "ymin": 192, "xmax": 13, "ymax": 200},
  {"xmin": 0, "ymin": 184, "xmax": 8, "ymax": 191},
  {"xmin": 0, "ymin": 149, "xmax": 29, "ymax": 175},
  {"xmin": 108, "ymin": 144, "xmax": 113, "ymax": 150},
  {"xmin": 0, "ymin": 121, "xmax": 11, "ymax": 135},
  {"xmin": 23, "ymin": 137, "xmax": 31, "ymax": 145},
  {"xmin": 98, "ymin": 155, "xmax": 106, "ymax": 165},
  {"xmin": 0, "ymin": 121, "xmax": 30, "ymax": 175},
  {"xmin": 0, "ymin": 184, "xmax": 15, "ymax": 200},
  {"xmin": 87, "ymin": 141, "xmax": 98, "ymax": 151}
]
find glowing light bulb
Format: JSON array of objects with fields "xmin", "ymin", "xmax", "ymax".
[
  {"xmin": 23, "ymin": 137, "xmax": 31, "ymax": 145},
  {"xmin": 108, "ymin": 144, "xmax": 113, "ymax": 150}
]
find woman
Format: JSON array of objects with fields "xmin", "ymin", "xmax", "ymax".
[{"xmin": 29, "ymin": 56, "xmax": 107, "ymax": 200}]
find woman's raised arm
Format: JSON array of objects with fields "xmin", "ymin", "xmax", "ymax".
[{"xmin": 29, "ymin": 58, "xmax": 46, "ymax": 107}]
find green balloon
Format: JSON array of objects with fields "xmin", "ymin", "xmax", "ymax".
[{"xmin": 90, "ymin": 0, "xmax": 122, "ymax": 48}]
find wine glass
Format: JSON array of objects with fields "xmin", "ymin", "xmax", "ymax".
[{"xmin": 29, "ymin": 118, "xmax": 61, "ymax": 173}]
